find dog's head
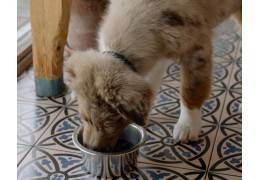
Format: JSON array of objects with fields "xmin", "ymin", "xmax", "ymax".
[{"xmin": 65, "ymin": 49, "xmax": 153, "ymax": 151}]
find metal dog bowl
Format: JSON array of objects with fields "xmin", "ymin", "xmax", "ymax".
[{"xmin": 72, "ymin": 124, "xmax": 146, "ymax": 178}]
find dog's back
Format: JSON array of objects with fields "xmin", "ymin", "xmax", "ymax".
[{"xmin": 99, "ymin": 0, "xmax": 241, "ymax": 66}]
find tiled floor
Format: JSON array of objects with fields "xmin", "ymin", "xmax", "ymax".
[{"xmin": 17, "ymin": 18, "xmax": 242, "ymax": 179}]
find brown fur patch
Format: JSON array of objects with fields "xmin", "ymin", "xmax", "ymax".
[
  {"xmin": 192, "ymin": 45, "xmax": 204, "ymax": 52},
  {"xmin": 161, "ymin": 10, "xmax": 184, "ymax": 26},
  {"xmin": 186, "ymin": 18, "xmax": 202, "ymax": 27},
  {"xmin": 181, "ymin": 66, "xmax": 212, "ymax": 109},
  {"xmin": 180, "ymin": 49, "xmax": 212, "ymax": 109}
]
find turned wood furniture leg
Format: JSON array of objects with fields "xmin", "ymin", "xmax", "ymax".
[{"xmin": 30, "ymin": 0, "xmax": 72, "ymax": 97}]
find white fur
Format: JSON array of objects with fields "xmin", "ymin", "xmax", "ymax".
[
  {"xmin": 144, "ymin": 59, "xmax": 172, "ymax": 117},
  {"xmin": 173, "ymin": 100, "xmax": 202, "ymax": 143},
  {"xmin": 144, "ymin": 59, "xmax": 172, "ymax": 93},
  {"xmin": 98, "ymin": 33, "xmax": 110, "ymax": 52}
]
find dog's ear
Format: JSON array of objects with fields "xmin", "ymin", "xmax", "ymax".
[
  {"xmin": 111, "ymin": 82, "xmax": 153, "ymax": 126},
  {"xmin": 95, "ymin": 70, "xmax": 154, "ymax": 126},
  {"xmin": 116, "ymin": 100, "xmax": 150, "ymax": 126}
]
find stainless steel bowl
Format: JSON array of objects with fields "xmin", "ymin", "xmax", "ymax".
[{"xmin": 72, "ymin": 124, "xmax": 146, "ymax": 178}]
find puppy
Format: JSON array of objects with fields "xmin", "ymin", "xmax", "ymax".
[{"xmin": 65, "ymin": 0, "xmax": 242, "ymax": 151}]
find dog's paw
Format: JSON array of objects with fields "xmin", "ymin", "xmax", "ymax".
[
  {"xmin": 173, "ymin": 106, "xmax": 201, "ymax": 143},
  {"xmin": 173, "ymin": 120, "xmax": 200, "ymax": 143}
]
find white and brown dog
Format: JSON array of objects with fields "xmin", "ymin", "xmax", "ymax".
[{"xmin": 65, "ymin": 0, "xmax": 242, "ymax": 151}]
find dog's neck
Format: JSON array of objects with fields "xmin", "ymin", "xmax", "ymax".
[
  {"xmin": 103, "ymin": 51, "xmax": 138, "ymax": 73},
  {"xmin": 99, "ymin": 34, "xmax": 138, "ymax": 73},
  {"xmin": 98, "ymin": 31, "xmax": 158, "ymax": 76}
]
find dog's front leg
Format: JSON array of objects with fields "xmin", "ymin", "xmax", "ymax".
[{"xmin": 173, "ymin": 43, "xmax": 212, "ymax": 143}]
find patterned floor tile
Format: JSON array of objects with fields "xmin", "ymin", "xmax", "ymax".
[
  {"xmin": 162, "ymin": 55, "xmax": 235, "ymax": 90},
  {"xmin": 201, "ymin": 90, "xmax": 227, "ymax": 125},
  {"xmin": 214, "ymin": 48, "xmax": 242, "ymax": 176},
  {"xmin": 18, "ymin": 68, "xmax": 71, "ymax": 106},
  {"xmin": 220, "ymin": 93, "xmax": 242, "ymax": 129},
  {"xmin": 208, "ymin": 126, "xmax": 242, "ymax": 176},
  {"xmin": 220, "ymin": 45, "xmax": 242, "ymax": 129},
  {"xmin": 164, "ymin": 36, "xmax": 239, "ymax": 86},
  {"xmin": 17, "ymin": 145, "xmax": 32, "ymax": 165},
  {"xmin": 17, "ymin": 147, "xmax": 91, "ymax": 180},
  {"xmin": 35, "ymin": 100, "xmax": 82, "ymax": 153},
  {"xmin": 121, "ymin": 163, "xmax": 206, "ymax": 180},
  {"xmin": 211, "ymin": 19, "xmax": 241, "ymax": 94},
  {"xmin": 17, "ymin": 101, "xmax": 64, "ymax": 146},
  {"xmin": 207, "ymin": 172, "xmax": 241, "ymax": 180},
  {"xmin": 138, "ymin": 118, "xmax": 217, "ymax": 171},
  {"xmin": 150, "ymin": 83, "xmax": 181, "ymax": 120},
  {"xmin": 227, "ymin": 48, "xmax": 242, "ymax": 97},
  {"xmin": 212, "ymin": 58, "xmax": 234, "ymax": 91},
  {"xmin": 213, "ymin": 18, "xmax": 241, "ymax": 37},
  {"xmin": 17, "ymin": 146, "xmax": 207, "ymax": 180},
  {"xmin": 150, "ymin": 82, "xmax": 227, "ymax": 126}
]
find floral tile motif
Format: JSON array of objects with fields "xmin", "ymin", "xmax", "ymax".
[
  {"xmin": 150, "ymin": 83, "xmax": 227, "ymax": 125},
  {"xmin": 163, "ymin": 63, "xmax": 181, "ymax": 83},
  {"xmin": 17, "ymin": 147, "xmax": 91, "ymax": 180},
  {"xmin": 122, "ymin": 163, "xmax": 206, "ymax": 180},
  {"xmin": 212, "ymin": 57, "xmax": 234, "ymax": 90},
  {"xmin": 211, "ymin": 39, "xmax": 240, "ymax": 91},
  {"xmin": 17, "ymin": 101, "xmax": 63, "ymax": 146},
  {"xmin": 150, "ymin": 83, "xmax": 180, "ymax": 120},
  {"xmin": 18, "ymin": 68, "xmax": 71, "ymax": 106},
  {"xmin": 220, "ymin": 93, "xmax": 242, "ymax": 129},
  {"xmin": 212, "ymin": 34, "xmax": 239, "ymax": 57},
  {"xmin": 208, "ymin": 126, "xmax": 242, "ymax": 176},
  {"xmin": 17, "ymin": 146, "xmax": 207, "ymax": 180},
  {"xmin": 220, "ymin": 49, "xmax": 242, "ymax": 129},
  {"xmin": 35, "ymin": 106, "xmax": 82, "ymax": 153},
  {"xmin": 201, "ymin": 90, "xmax": 226, "ymax": 125},
  {"xmin": 162, "ymin": 56, "xmax": 234, "ymax": 88},
  {"xmin": 138, "ymin": 119, "xmax": 217, "ymax": 171}
]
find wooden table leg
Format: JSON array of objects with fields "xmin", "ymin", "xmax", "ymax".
[{"xmin": 30, "ymin": 0, "xmax": 72, "ymax": 97}]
